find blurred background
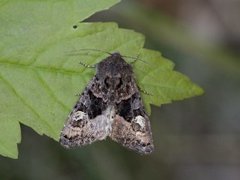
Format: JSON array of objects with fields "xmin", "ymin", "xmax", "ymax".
[{"xmin": 1, "ymin": 0, "xmax": 240, "ymax": 179}]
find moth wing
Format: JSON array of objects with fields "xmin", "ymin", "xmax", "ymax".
[
  {"xmin": 59, "ymin": 77, "xmax": 110, "ymax": 148},
  {"xmin": 110, "ymin": 114, "xmax": 154, "ymax": 154},
  {"xmin": 60, "ymin": 111, "xmax": 110, "ymax": 148},
  {"xmin": 110, "ymin": 93, "xmax": 154, "ymax": 154}
]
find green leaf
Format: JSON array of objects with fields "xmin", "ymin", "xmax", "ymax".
[
  {"xmin": 134, "ymin": 49, "xmax": 204, "ymax": 113},
  {"xmin": 0, "ymin": 0, "xmax": 203, "ymax": 159}
]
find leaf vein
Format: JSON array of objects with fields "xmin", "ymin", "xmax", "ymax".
[
  {"xmin": 35, "ymin": 71, "xmax": 69, "ymax": 111},
  {"xmin": 0, "ymin": 74, "xmax": 57, "ymax": 137}
]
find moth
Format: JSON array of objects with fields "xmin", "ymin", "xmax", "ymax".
[{"xmin": 59, "ymin": 52, "xmax": 154, "ymax": 154}]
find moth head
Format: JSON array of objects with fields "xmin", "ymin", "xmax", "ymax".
[{"xmin": 96, "ymin": 53, "xmax": 133, "ymax": 81}]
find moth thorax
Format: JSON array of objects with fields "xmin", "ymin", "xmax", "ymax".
[
  {"xmin": 104, "ymin": 76, "xmax": 122, "ymax": 89},
  {"xmin": 102, "ymin": 106, "xmax": 115, "ymax": 133}
]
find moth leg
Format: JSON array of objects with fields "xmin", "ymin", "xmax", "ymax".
[
  {"xmin": 79, "ymin": 61, "xmax": 96, "ymax": 68},
  {"xmin": 137, "ymin": 85, "xmax": 153, "ymax": 96}
]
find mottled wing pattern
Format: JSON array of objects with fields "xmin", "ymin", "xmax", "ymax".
[
  {"xmin": 110, "ymin": 90, "xmax": 154, "ymax": 154},
  {"xmin": 60, "ymin": 77, "xmax": 111, "ymax": 148}
]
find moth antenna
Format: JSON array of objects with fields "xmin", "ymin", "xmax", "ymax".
[
  {"xmin": 66, "ymin": 48, "xmax": 112, "ymax": 56},
  {"xmin": 66, "ymin": 49, "xmax": 150, "ymax": 66},
  {"xmin": 124, "ymin": 54, "xmax": 140, "ymax": 64},
  {"xmin": 66, "ymin": 49, "xmax": 109, "ymax": 68},
  {"xmin": 122, "ymin": 54, "xmax": 150, "ymax": 66}
]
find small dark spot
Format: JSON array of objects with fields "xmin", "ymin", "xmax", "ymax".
[
  {"xmin": 69, "ymin": 136, "xmax": 74, "ymax": 140},
  {"xmin": 73, "ymin": 25, "xmax": 78, "ymax": 29},
  {"xmin": 132, "ymin": 123, "xmax": 141, "ymax": 131},
  {"xmin": 104, "ymin": 77, "xmax": 110, "ymax": 88},
  {"xmin": 64, "ymin": 135, "xmax": 68, "ymax": 138},
  {"xmin": 116, "ymin": 78, "xmax": 123, "ymax": 89}
]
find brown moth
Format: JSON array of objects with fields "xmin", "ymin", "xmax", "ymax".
[{"xmin": 59, "ymin": 52, "xmax": 154, "ymax": 154}]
